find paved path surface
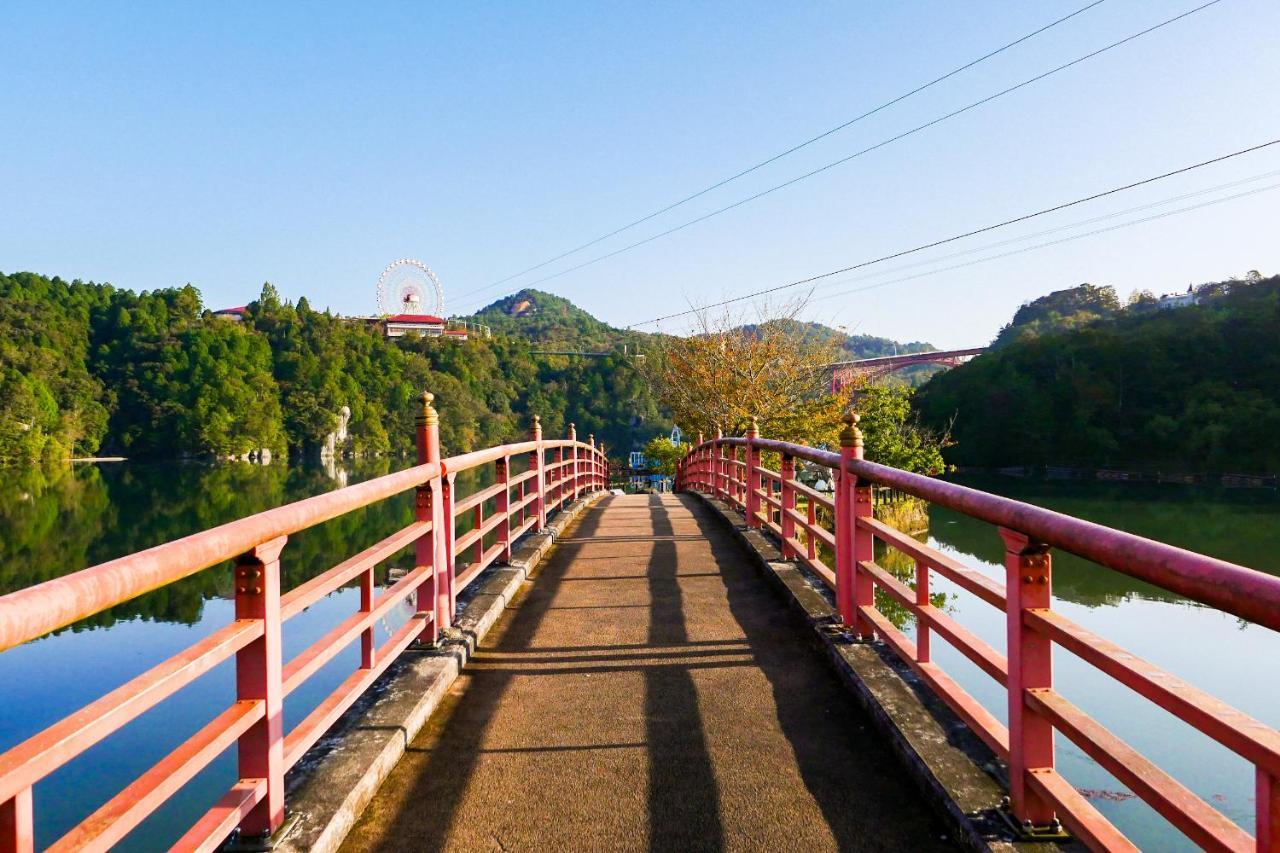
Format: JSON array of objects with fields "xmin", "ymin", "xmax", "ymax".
[{"xmin": 344, "ymin": 494, "xmax": 953, "ymax": 852}]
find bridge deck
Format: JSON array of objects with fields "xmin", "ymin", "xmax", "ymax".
[{"xmin": 344, "ymin": 494, "xmax": 951, "ymax": 851}]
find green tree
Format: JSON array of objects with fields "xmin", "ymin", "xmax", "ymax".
[{"xmin": 642, "ymin": 436, "xmax": 687, "ymax": 475}]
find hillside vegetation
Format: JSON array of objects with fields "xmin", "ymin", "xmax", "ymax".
[
  {"xmin": 466, "ymin": 288, "xmax": 652, "ymax": 351},
  {"xmin": 1, "ymin": 272, "xmax": 937, "ymax": 466},
  {"xmin": 0, "ymin": 273, "xmax": 664, "ymax": 464},
  {"xmin": 916, "ymin": 273, "xmax": 1280, "ymax": 471}
]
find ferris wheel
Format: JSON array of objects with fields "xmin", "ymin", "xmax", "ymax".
[{"xmin": 376, "ymin": 259, "xmax": 445, "ymax": 317}]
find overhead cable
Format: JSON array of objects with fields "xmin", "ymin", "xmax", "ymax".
[{"xmin": 625, "ymin": 135, "xmax": 1280, "ymax": 327}]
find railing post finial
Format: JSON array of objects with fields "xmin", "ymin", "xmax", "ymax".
[
  {"xmin": 417, "ymin": 390, "xmax": 439, "ymax": 427},
  {"xmin": 568, "ymin": 422, "xmax": 577, "ymax": 442},
  {"xmin": 840, "ymin": 410, "xmax": 863, "ymax": 453},
  {"xmin": 531, "ymin": 414, "xmax": 547, "ymax": 530},
  {"xmin": 715, "ymin": 424, "xmax": 723, "ymax": 440},
  {"xmin": 747, "ymin": 415, "xmax": 760, "ymax": 439}
]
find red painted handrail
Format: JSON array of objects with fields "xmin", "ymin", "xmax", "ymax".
[
  {"xmin": 676, "ymin": 423, "xmax": 1280, "ymax": 852},
  {"xmin": 0, "ymin": 395, "xmax": 608, "ymax": 852}
]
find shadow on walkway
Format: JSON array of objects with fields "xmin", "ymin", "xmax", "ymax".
[{"xmin": 343, "ymin": 494, "xmax": 951, "ymax": 852}]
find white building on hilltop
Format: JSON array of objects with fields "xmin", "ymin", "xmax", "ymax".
[{"xmin": 1156, "ymin": 285, "xmax": 1200, "ymax": 311}]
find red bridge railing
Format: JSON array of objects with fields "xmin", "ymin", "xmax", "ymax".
[
  {"xmin": 0, "ymin": 393, "xmax": 607, "ymax": 852},
  {"xmin": 676, "ymin": 415, "xmax": 1280, "ymax": 852}
]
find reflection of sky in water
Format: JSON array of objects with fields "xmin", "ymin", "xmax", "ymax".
[
  {"xmin": 922, "ymin": 479, "xmax": 1280, "ymax": 851},
  {"xmin": 0, "ymin": 459, "xmax": 500, "ymax": 850}
]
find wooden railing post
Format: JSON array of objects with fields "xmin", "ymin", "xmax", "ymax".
[
  {"xmin": 234, "ymin": 535, "xmax": 286, "ymax": 838},
  {"xmin": 360, "ymin": 553, "xmax": 374, "ymax": 669},
  {"xmin": 568, "ymin": 423, "xmax": 579, "ymax": 502},
  {"xmin": 805, "ymin": 494, "xmax": 818, "ymax": 563},
  {"xmin": 1259, "ymin": 768, "xmax": 1278, "ymax": 852},
  {"xmin": 849, "ymin": 414, "xmax": 875, "ymax": 638},
  {"xmin": 835, "ymin": 414, "xmax": 857, "ymax": 627},
  {"xmin": 745, "ymin": 418, "xmax": 761, "ymax": 528},
  {"xmin": 588, "ymin": 435, "xmax": 597, "ymax": 491},
  {"xmin": 1000, "ymin": 527, "xmax": 1056, "ymax": 829},
  {"xmin": 438, "ymin": 470, "xmax": 455, "ymax": 631},
  {"xmin": 915, "ymin": 558, "xmax": 930, "ymax": 663},
  {"xmin": 713, "ymin": 427, "xmax": 723, "ymax": 499},
  {"xmin": 780, "ymin": 452, "xmax": 797, "ymax": 558},
  {"xmin": 552, "ymin": 445, "xmax": 564, "ymax": 509},
  {"xmin": 415, "ymin": 391, "xmax": 441, "ymax": 643},
  {"xmin": 496, "ymin": 454, "xmax": 512, "ymax": 563},
  {"xmin": 531, "ymin": 415, "xmax": 547, "ymax": 529},
  {"xmin": 696, "ymin": 432, "xmax": 704, "ymax": 493},
  {"xmin": 1, "ymin": 788, "xmax": 33, "ymax": 853}
]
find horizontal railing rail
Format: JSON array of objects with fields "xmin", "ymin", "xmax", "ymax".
[
  {"xmin": 0, "ymin": 394, "xmax": 608, "ymax": 853},
  {"xmin": 676, "ymin": 417, "xmax": 1280, "ymax": 852}
]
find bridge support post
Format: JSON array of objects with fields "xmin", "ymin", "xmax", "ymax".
[
  {"xmin": 745, "ymin": 418, "xmax": 761, "ymax": 529},
  {"xmin": 844, "ymin": 412, "xmax": 875, "ymax": 637},
  {"xmin": 1000, "ymin": 527, "xmax": 1056, "ymax": 830},
  {"xmin": 531, "ymin": 415, "xmax": 547, "ymax": 529},
  {"xmin": 416, "ymin": 392, "xmax": 443, "ymax": 642},
  {"xmin": 1, "ymin": 787, "xmax": 33, "ymax": 853},
  {"xmin": 835, "ymin": 458, "xmax": 852, "ymax": 625},
  {"xmin": 837, "ymin": 413, "xmax": 874, "ymax": 636},
  {"xmin": 234, "ymin": 535, "xmax": 287, "ymax": 838},
  {"xmin": 568, "ymin": 424, "xmax": 579, "ymax": 502},
  {"xmin": 780, "ymin": 453, "xmax": 796, "ymax": 558}
]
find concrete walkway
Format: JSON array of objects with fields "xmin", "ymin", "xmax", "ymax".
[{"xmin": 343, "ymin": 494, "xmax": 953, "ymax": 852}]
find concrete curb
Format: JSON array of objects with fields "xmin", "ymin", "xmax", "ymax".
[
  {"xmin": 687, "ymin": 492, "xmax": 1070, "ymax": 853},
  {"xmin": 274, "ymin": 492, "xmax": 607, "ymax": 853}
]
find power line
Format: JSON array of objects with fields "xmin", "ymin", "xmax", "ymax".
[
  {"xmin": 625, "ymin": 136, "xmax": 1280, "ymax": 328},
  {"xmin": 808, "ymin": 181, "xmax": 1280, "ymax": 307},
  {"xmin": 456, "ymin": 0, "xmax": 1221, "ymax": 313},
  {"xmin": 798, "ymin": 168, "xmax": 1280, "ymax": 299},
  {"xmin": 453, "ymin": 0, "xmax": 1109, "ymax": 307}
]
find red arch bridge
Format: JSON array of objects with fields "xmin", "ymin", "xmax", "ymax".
[
  {"xmin": 828, "ymin": 346, "xmax": 987, "ymax": 391},
  {"xmin": 1, "ymin": 400, "xmax": 1278, "ymax": 851}
]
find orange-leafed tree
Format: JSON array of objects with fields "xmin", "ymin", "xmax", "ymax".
[
  {"xmin": 645, "ymin": 300, "xmax": 947, "ymax": 475},
  {"xmin": 645, "ymin": 301, "xmax": 845, "ymax": 448}
]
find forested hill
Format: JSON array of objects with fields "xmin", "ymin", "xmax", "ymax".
[
  {"xmin": 777, "ymin": 320, "xmax": 934, "ymax": 360},
  {"xmin": 464, "ymin": 291, "xmax": 936, "ymax": 361},
  {"xmin": 465, "ymin": 289, "xmax": 654, "ymax": 351},
  {"xmin": 0, "ymin": 273, "xmax": 664, "ymax": 464},
  {"xmin": 916, "ymin": 273, "xmax": 1280, "ymax": 472}
]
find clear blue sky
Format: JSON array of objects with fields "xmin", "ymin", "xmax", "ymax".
[{"xmin": 2, "ymin": 1, "xmax": 1277, "ymax": 347}]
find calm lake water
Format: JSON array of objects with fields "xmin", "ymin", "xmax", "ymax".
[
  {"xmin": 918, "ymin": 475, "xmax": 1280, "ymax": 850},
  {"xmin": 1, "ymin": 463, "xmax": 1277, "ymax": 849},
  {"xmin": 0, "ymin": 458, "xmax": 499, "ymax": 850}
]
